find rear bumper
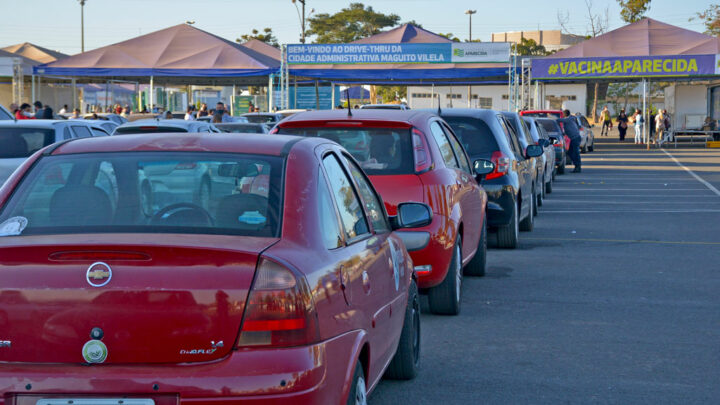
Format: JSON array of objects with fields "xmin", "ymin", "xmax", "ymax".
[
  {"xmin": 397, "ymin": 212, "xmax": 455, "ymax": 290},
  {"xmin": 0, "ymin": 331, "xmax": 361, "ymax": 405}
]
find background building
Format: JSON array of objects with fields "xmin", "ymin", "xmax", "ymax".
[{"xmin": 491, "ymin": 30, "xmax": 585, "ymax": 53}]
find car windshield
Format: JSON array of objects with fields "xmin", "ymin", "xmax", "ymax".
[
  {"xmin": 0, "ymin": 128, "xmax": 55, "ymax": 158},
  {"xmin": 243, "ymin": 115, "xmax": 278, "ymax": 124},
  {"xmin": 538, "ymin": 120, "xmax": 561, "ymax": 134},
  {"xmin": 0, "ymin": 152, "xmax": 283, "ymax": 237},
  {"xmin": 115, "ymin": 126, "xmax": 188, "ymax": 134},
  {"xmin": 444, "ymin": 117, "xmax": 499, "ymax": 157},
  {"xmin": 278, "ymin": 127, "xmax": 414, "ymax": 175}
]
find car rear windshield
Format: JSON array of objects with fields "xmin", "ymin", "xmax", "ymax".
[
  {"xmin": 115, "ymin": 126, "xmax": 188, "ymax": 135},
  {"xmin": 219, "ymin": 124, "xmax": 265, "ymax": 133},
  {"xmin": 243, "ymin": 115, "xmax": 278, "ymax": 124},
  {"xmin": 277, "ymin": 127, "xmax": 414, "ymax": 175},
  {"xmin": 537, "ymin": 119, "xmax": 561, "ymax": 134},
  {"xmin": 0, "ymin": 152, "xmax": 283, "ymax": 237},
  {"xmin": 443, "ymin": 117, "xmax": 499, "ymax": 157},
  {"xmin": 0, "ymin": 128, "xmax": 55, "ymax": 158},
  {"xmin": 522, "ymin": 112, "xmax": 562, "ymax": 119}
]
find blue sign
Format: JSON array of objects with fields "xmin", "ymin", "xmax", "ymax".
[
  {"xmin": 287, "ymin": 43, "xmax": 510, "ymax": 65},
  {"xmin": 273, "ymin": 86, "xmax": 342, "ymax": 110}
]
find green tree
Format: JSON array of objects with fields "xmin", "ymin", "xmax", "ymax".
[
  {"xmin": 437, "ymin": 32, "xmax": 461, "ymax": 42},
  {"xmin": 375, "ymin": 86, "xmax": 406, "ymax": 104},
  {"xmin": 694, "ymin": 4, "xmax": 720, "ymax": 36},
  {"xmin": 306, "ymin": 3, "xmax": 400, "ymax": 43},
  {"xmin": 617, "ymin": 0, "xmax": 651, "ymax": 23},
  {"xmin": 511, "ymin": 38, "xmax": 549, "ymax": 56},
  {"xmin": 237, "ymin": 28, "xmax": 278, "ymax": 47}
]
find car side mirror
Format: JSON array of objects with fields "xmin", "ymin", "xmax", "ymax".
[
  {"xmin": 472, "ymin": 159, "xmax": 495, "ymax": 180},
  {"xmin": 391, "ymin": 202, "xmax": 432, "ymax": 230},
  {"xmin": 525, "ymin": 144, "xmax": 543, "ymax": 158}
]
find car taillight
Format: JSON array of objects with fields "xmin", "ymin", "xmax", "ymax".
[
  {"xmin": 486, "ymin": 151, "xmax": 510, "ymax": 180},
  {"xmin": 412, "ymin": 129, "xmax": 432, "ymax": 173},
  {"xmin": 236, "ymin": 258, "xmax": 320, "ymax": 348},
  {"xmin": 269, "ymin": 127, "xmax": 279, "ymax": 134}
]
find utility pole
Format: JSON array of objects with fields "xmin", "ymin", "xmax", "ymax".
[
  {"xmin": 292, "ymin": 0, "xmax": 308, "ymax": 44},
  {"xmin": 465, "ymin": 10, "xmax": 476, "ymax": 107},
  {"xmin": 78, "ymin": 0, "xmax": 86, "ymax": 52}
]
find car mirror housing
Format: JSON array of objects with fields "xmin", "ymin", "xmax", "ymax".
[
  {"xmin": 525, "ymin": 144, "xmax": 543, "ymax": 158},
  {"xmin": 391, "ymin": 202, "xmax": 432, "ymax": 230},
  {"xmin": 473, "ymin": 159, "xmax": 495, "ymax": 179}
]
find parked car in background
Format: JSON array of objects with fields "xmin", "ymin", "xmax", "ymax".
[
  {"xmin": 114, "ymin": 119, "xmax": 221, "ymax": 135},
  {"xmin": 274, "ymin": 109, "xmax": 492, "ymax": 315},
  {"xmin": 360, "ymin": 104, "xmax": 410, "ymax": 110},
  {"xmin": 522, "ymin": 116, "xmax": 556, "ymax": 196},
  {"xmin": 501, "ymin": 111, "xmax": 542, "ymax": 223},
  {"xmin": 536, "ymin": 118, "xmax": 568, "ymax": 174},
  {"xmin": 197, "ymin": 115, "xmax": 249, "ymax": 123},
  {"xmin": 60, "ymin": 113, "xmax": 129, "ymax": 125},
  {"xmin": 0, "ymin": 120, "xmax": 108, "ymax": 185},
  {"xmin": 241, "ymin": 112, "xmax": 285, "ymax": 124},
  {"xmin": 441, "ymin": 109, "xmax": 543, "ymax": 249},
  {"xmin": 519, "ymin": 110, "xmax": 563, "ymax": 119},
  {"xmin": 215, "ymin": 122, "xmax": 270, "ymax": 134},
  {"xmin": 0, "ymin": 132, "xmax": 425, "ymax": 404},
  {"xmin": 574, "ymin": 113, "xmax": 595, "ymax": 152},
  {"xmin": 0, "ymin": 104, "xmax": 12, "ymax": 120},
  {"xmin": 277, "ymin": 109, "xmax": 311, "ymax": 117},
  {"xmin": 85, "ymin": 119, "xmax": 119, "ymax": 135}
]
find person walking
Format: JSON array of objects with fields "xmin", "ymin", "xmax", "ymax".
[
  {"xmin": 617, "ymin": 109, "xmax": 628, "ymax": 142},
  {"xmin": 600, "ymin": 106, "xmax": 612, "ymax": 136},
  {"xmin": 655, "ymin": 110, "xmax": 666, "ymax": 146},
  {"xmin": 633, "ymin": 109, "xmax": 644, "ymax": 144},
  {"xmin": 559, "ymin": 109, "xmax": 582, "ymax": 173}
]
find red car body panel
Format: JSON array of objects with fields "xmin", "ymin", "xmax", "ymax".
[
  {"xmin": 276, "ymin": 110, "xmax": 487, "ymax": 289},
  {"xmin": 0, "ymin": 133, "xmax": 415, "ymax": 404}
]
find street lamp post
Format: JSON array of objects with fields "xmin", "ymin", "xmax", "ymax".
[
  {"xmin": 292, "ymin": 0, "xmax": 308, "ymax": 44},
  {"xmin": 78, "ymin": 0, "xmax": 87, "ymax": 53},
  {"xmin": 465, "ymin": 10, "xmax": 476, "ymax": 107}
]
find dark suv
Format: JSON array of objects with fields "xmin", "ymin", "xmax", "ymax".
[
  {"xmin": 501, "ymin": 112, "xmax": 543, "ymax": 220},
  {"xmin": 441, "ymin": 109, "xmax": 543, "ymax": 249}
]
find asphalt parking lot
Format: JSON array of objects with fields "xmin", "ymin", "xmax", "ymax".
[{"xmin": 373, "ymin": 135, "xmax": 720, "ymax": 404}]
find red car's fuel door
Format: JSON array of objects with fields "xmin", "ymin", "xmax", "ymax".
[{"xmin": 0, "ymin": 234, "xmax": 276, "ymax": 364}]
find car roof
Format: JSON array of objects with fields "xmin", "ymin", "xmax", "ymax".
[
  {"xmin": 47, "ymin": 133, "xmax": 321, "ymax": 157},
  {"xmin": 430, "ymin": 108, "xmax": 498, "ymax": 120},
  {"xmin": 0, "ymin": 119, "xmax": 67, "ymax": 128},
  {"xmin": 241, "ymin": 112, "xmax": 281, "ymax": 117},
  {"xmin": 279, "ymin": 109, "xmax": 434, "ymax": 126},
  {"xmin": 117, "ymin": 119, "xmax": 202, "ymax": 128}
]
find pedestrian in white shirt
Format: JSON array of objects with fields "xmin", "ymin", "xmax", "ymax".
[{"xmin": 184, "ymin": 105, "xmax": 195, "ymax": 121}]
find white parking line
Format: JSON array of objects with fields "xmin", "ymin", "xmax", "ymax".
[{"xmin": 661, "ymin": 149, "xmax": 720, "ymax": 198}]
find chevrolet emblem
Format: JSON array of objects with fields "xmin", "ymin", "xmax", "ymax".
[{"xmin": 86, "ymin": 262, "xmax": 112, "ymax": 287}]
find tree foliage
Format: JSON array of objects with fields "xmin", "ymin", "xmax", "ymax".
[
  {"xmin": 511, "ymin": 38, "xmax": 550, "ymax": 56},
  {"xmin": 694, "ymin": 4, "xmax": 720, "ymax": 36},
  {"xmin": 617, "ymin": 0, "xmax": 651, "ymax": 23},
  {"xmin": 437, "ymin": 33, "xmax": 461, "ymax": 42},
  {"xmin": 238, "ymin": 28, "xmax": 278, "ymax": 47},
  {"xmin": 307, "ymin": 3, "xmax": 400, "ymax": 43},
  {"xmin": 375, "ymin": 86, "xmax": 406, "ymax": 104}
]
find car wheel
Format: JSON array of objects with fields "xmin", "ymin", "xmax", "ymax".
[
  {"xmin": 385, "ymin": 280, "xmax": 420, "ymax": 380},
  {"xmin": 346, "ymin": 361, "xmax": 368, "ymax": 405},
  {"xmin": 496, "ymin": 202, "xmax": 519, "ymax": 249},
  {"xmin": 558, "ymin": 161, "xmax": 565, "ymax": 174},
  {"xmin": 428, "ymin": 236, "xmax": 462, "ymax": 315},
  {"xmin": 464, "ymin": 220, "xmax": 487, "ymax": 277},
  {"xmin": 545, "ymin": 179, "xmax": 553, "ymax": 194},
  {"xmin": 519, "ymin": 195, "xmax": 534, "ymax": 232}
]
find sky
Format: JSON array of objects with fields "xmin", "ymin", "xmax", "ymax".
[{"xmin": 0, "ymin": 0, "xmax": 712, "ymax": 55}]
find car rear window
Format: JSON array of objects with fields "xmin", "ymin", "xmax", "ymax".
[
  {"xmin": 522, "ymin": 112, "xmax": 562, "ymax": 119},
  {"xmin": 243, "ymin": 115, "xmax": 278, "ymax": 124},
  {"xmin": 444, "ymin": 117, "xmax": 499, "ymax": 157},
  {"xmin": 0, "ymin": 152, "xmax": 283, "ymax": 237},
  {"xmin": 115, "ymin": 126, "xmax": 188, "ymax": 135},
  {"xmin": 218, "ymin": 124, "xmax": 265, "ymax": 134},
  {"xmin": 538, "ymin": 119, "xmax": 561, "ymax": 134},
  {"xmin": 0, "ymin": 128, "xmax": 55, "ymax": 158},
  {"xmin": 277, "ymin": 127, "xmax": 414, "ymax": 175}
]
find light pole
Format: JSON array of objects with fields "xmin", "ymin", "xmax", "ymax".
[
  {"xmin": 78, "ymin": 0, "xmax": 86, "ymax": 52},
  {"xmin": 465, "ymin": 10, "xmax": 476, "ymax": 107},
  {"xmin": 292, "ymin": 0, "xmax": 313, "ymax": 44}
]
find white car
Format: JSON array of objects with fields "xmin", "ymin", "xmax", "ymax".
[
  {"xmin": 359, "ymin": 104, "xmax": 410, "ymax": 110},
  {"xmin": 113, "ymin": 119, "xmax": 221, "ymax": 135},
  {"xmin": 0, "ymin": 120, "xmax": 109, "ymax": 185},
  {"xmin": 0, "ymin": 104, "xmax": 12, "ymax": 120}
]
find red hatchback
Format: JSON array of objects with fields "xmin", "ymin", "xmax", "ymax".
[
  {"xmin": 275, "ymin": 110, "xmax": 491, "ymax": 315},
  {"xmin": 0, "ymin": 133, "xmax": 430, "ymax": 404}
]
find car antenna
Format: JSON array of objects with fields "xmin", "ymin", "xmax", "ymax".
[{"xmin": 346, "ymin": 89, "xmax": 352, "ymax": 117}]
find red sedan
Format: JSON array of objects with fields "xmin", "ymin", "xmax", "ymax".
[
  {"xmin": 0, "ymin": 133, "xmax": 429, "ymax": 404},
  {"xmin": 274, "ymin": 110, "xmax": 493, "ymax": 315}
]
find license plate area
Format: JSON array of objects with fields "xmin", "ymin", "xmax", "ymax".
[{"xmin": 37, "ymin": 400, "xmax": 154, "ymax": 405}]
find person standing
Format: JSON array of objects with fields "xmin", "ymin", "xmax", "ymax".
[
  {"xmin": 633, "ymin": 109, "xmax": 644, "ymax": 144},
  {"xmin": 617, "ymin": 109, "xmax": 628, "ymax": 141},
  {"xmin": 600, "ymin": 106, "xmax": 612, "ymax": 136},
  {"xmin": 69, "ymin": 108, "xmax": 82, "ymax": 119},
  {"xmin": 197, "ymin": 103, "xmax": 209, "ymax": 118},
  {"xmin": 15, "ymin": 103, "xmax": 36, "ymax": 120},
  {"xmin": 215, "ymin": 102, "xmax": 232, "ymax": 123},
  {"xmin": 184, "ymin": 105, "xmax": 195, "ymax": 121},
  {"xmin": 559, "ymin": 109, "xmax": 582, "ymax": 173},
  {"xmin": 58, "ymin": 104, "xmax": 68, "ymax": 114},
  {"xmin": 41, "ymin": 104, "xmax": 54, "ymax": 119},
  {"xmin": 33, "ymin": 101, "xmax": 44, "ymax": 119},
  {"xmin": 655, "ymin": 110, "xmax": 666, "ymax": 145}
]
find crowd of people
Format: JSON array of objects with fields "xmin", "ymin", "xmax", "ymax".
[{"xmin": 598, "ymin": 105, "xmax": 673, "ymax": 145}]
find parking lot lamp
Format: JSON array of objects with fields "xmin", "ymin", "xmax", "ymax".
[
  {"xmin": 465, "ymin": 10, "xmax": 477, "ymax": 107},
  {"xmin": 292, "ymin": 0, "xmax": 313, "ymax": 44},
  {"xmin": 78, "ymin": 0, "xmax": 86, "ymax": 52}
]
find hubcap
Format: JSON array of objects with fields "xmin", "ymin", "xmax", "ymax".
[{"xmin": 355, "ymin": 376, "xmax": 367, "ymax": 405}]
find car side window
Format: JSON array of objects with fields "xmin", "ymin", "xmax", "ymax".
[
  {"xmin": 91, "ymin": 128, "xmax": 109, "ymax": 137},
  {"xmin": 63, "ymin": 126, "xmax": 72, "ymax": 140},
  {"xmin": 441, "ymin": 123, "xmax": 471, "ymax": 173},
  {"xmin": 340, "ymin": 153, "xmax": 390, "ymax": 233},
  {"xmin": 71, "ymin": 126, "xmax": 92, "ymax": 138},
  {"xmin": 429, "ymin": 121, "xmax": 458, "ymax": 168},
  {"xmin": 322, "ymin": 154, "xmax": 370, "ymax": 241},
  {"xmin": 520, "ymin": 120, "xmax": 534, "ymax": 145},
  {"xmin": 317, "ymin": 169, "xmax": 344, "ymax": 249},
  {"xmin": 498, "ymin": 116, "xmax": 523, "ymax": 158}
]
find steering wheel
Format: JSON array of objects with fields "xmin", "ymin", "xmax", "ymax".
[{"xmin": 150, "ymin": 203, "xmax": 214, "ymax": 227}]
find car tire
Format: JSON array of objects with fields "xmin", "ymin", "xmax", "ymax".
[
  {"xmin": 545, "ymin": 179, "xmax": 553, "ymax": 194},
  {"xmin": 520, "ymin": 195, "xmax": 534, "ymax": 232},
  {"xmin": 428, "ymin": 236, "xmax": 462, "ymax": 316},
  {"xmin": 346, "ymin": 361, "xmax": 368, "ymax": 405},
  {"xmin": 496, "ymin": 202, "xmax": 519, "ymax": 249},
  {"xmin": 385, "ymin": 280, "xmax": 420, "ymax": 380},
  {"xmin": 464, "ymin": 221, "xmax": 487, "ymax": 277}
]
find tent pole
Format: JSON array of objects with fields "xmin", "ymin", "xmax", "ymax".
[
  {"xmin": 268, "ymin": 75, "xmax": 274, "ymax": 112},
  {"xmin": 232, "ymin": 84, "xmax": 236, "ymax": 116},
  {"xmin": 431, "ymin": 83, "xmax": 435, "ymax": 109},
  {"xmin": 72, "ymin": 78, "xmax": 77, "ymax": 110},
  {"xmin": 31, "ymin": 75, "xmax": 36, "ymax": 104},
  {"xmin": 467, "ymin": 85, "xmax": 472, "ymax": 108},
  {"xmin": 293, "ymin": 76, "xmax": 297, "ymax": 109},
  {"xmin": 331, "ymin": 83, "xmax": 336, "ymax": 108},
  {"xmin": 37, "ymin": 75, "xmax": 41, "ymax": 103},
  {"xmin": 642, "ymin": 78, "xmax": 647, "ymax": 148},
  {"xmin": 106, "ymin": 80, "xmax": 112, "ymax": 111},
  {"xmin": 315, "ymin": 80, "xmax": 319, "ymax": 110},
  {"xmin": 149, "ymin": 76, "xmax": 154, "ymax": 112}
]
